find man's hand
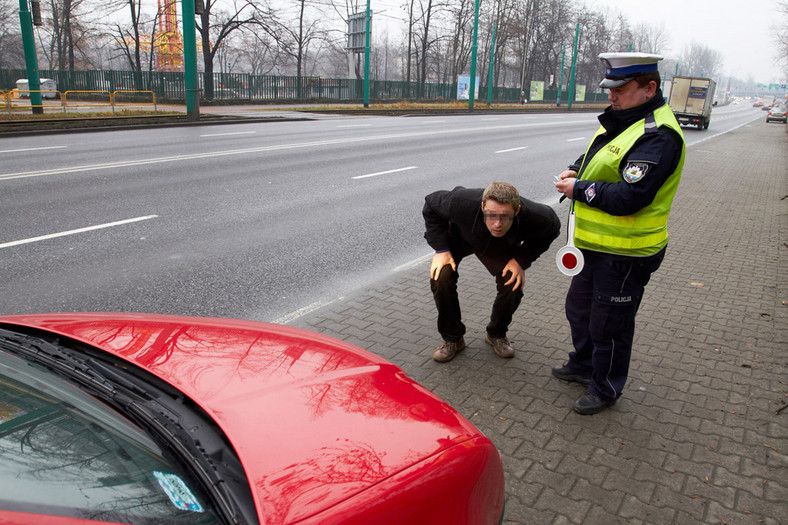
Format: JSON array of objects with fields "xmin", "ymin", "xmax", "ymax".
[
  {"xmin": 430, "ymin": 251, "xmax": 456, "ymax": 280},
  {"xmin": 502, "ymin": 258, "xmax": 525, "ymax": 290},
  {"xmin": 555, "ymin": 169, "xmax": 578, "ymax": 200}
]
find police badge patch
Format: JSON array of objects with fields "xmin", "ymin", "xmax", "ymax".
[
  {"xmin": 623, "ymin": 162, "xmax": 651, "ymax": 183},
  {"xmin": 584, "ymin": 182, "xmax": 596, "ymax": 202}
]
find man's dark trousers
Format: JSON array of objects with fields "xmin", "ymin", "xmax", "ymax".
[{"xmin": 430, "ymin": 243, "xmax": 524, "ymax": 343}]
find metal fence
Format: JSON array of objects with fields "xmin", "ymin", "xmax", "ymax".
[{"xmin": 0, "ymin": 68, "xmax": 609, "ymax": 104}]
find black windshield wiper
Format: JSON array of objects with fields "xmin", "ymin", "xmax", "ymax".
[{"xmin": 0, "ymin": 330, "xmax": 117, "ymax": 397}]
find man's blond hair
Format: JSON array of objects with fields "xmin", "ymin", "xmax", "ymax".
[{"xmin": 483, "ymin": 182, "xmax": 520, "ymax": 210}]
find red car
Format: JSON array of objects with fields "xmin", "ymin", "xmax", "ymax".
[{"xmin": 0, "ymin": 313, "xmax": 504, "ymax": 525}]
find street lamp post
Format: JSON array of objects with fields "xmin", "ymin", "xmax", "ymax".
[
  {"xmin": 468, "ymin": 0, "xmax": 480, "ymax": 110},
  {"xmin": 18, "ymin": 0, "xmax": 43, "ymax": 114},
  {"xmin": 568, "ymin": 23, "xmax": 579, "ymax": 110},
  {"xmin": 556, "ymin": 42, "xmax": 566, "ymax": 107},
  {"xmin": 363, "ymin": 0, "xmax": 371, "ymax": 108},
  {"xmin": 181, "ymin": 0, "xmax": 200, "ymax": 121},
  {"xmin": 486, "ymin": 23, "xmax": 496, "ymax": 105}
]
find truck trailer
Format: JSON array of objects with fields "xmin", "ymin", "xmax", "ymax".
[{"xmin": 667, "ymin": 76, "xmax": 717, "ymax": 130}]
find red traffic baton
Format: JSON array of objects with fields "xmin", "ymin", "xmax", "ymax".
[{"xmin": 556, "ymin": 211, "xmax": 584, "ymax": 276}]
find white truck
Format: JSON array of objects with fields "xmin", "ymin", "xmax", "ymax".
[{"xmin": 667, "ymin": 76, "xmax": 717, "ymax": 130}]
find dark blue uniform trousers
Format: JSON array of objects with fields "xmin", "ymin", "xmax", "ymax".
[{"xmin": 564, "ymin": 248, "xmax": 665, "ymax": 401}]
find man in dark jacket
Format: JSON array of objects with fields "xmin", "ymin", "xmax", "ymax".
[{"xmin": 423, "ymin": 182, "xmax": 560, "ymax": 362}]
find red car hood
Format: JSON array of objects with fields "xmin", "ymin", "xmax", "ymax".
[{"xmin": 0, "ymin": 313, "xmax": 484, "ymax": 523}]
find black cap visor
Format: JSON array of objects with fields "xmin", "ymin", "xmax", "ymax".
[{"xmin": 599, "ymin": 75, "xmax": 639, "ymax": 89}]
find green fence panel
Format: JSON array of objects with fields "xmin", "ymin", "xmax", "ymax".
[{"xmin": 0, "ymin": 68, "xmax": 611, "ymax": 104}]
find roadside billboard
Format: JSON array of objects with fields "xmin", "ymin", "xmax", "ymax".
[
  {"xmin": 457, "ymin": 75, "xmax": 479, "ymax": 100},
  {"xmin": 530, "ymin": 81, "xmax": 544, "ymax": 101}
]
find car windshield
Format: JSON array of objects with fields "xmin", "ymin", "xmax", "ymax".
[{"xmin": 0, "ymin": 349, "xmax": 221, "ymax": 524}]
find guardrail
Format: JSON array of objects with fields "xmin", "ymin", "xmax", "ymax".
[
  {"xmin": 63, "ymin": 90, "xmax": 112, "ymax": 111},
  {"xmin": 3, "ymin": 89, "xmax": 159, "ymax": 117},
  {"xmin": 4, "ymin": 89, "xmax": 61, "ymax": 115},
  {"xmin": 111, "ymin": 90, "xmax": 157, "ymax": 113}
]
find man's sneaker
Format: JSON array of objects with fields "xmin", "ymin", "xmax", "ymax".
[
  {"xmin": 432, "ymin": 338, "xmax": 466, "ymax": 362},
  {"xmin": 551, "ymin": 365, "xmax": 592, "ymax": 386},
  {"xmin": 485, "ymin": 335, "xmax": 515, "ymax": 358},
  {"xmin": 573, "ymin": 393, "xmax": 616, "ymax": 415}
]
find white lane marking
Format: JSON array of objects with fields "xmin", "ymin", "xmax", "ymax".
[
  {"xmin": 337, "ymin": 124, "xmax": 372, "ymax": 128},
  {"xmin": 278, "ymin": 252, "xmax": 433, "ymax": 323},
  {"xmin": 393, "ymin": 253, "xmax": 432, "ymax": 272},
  {"xmin": 0, "ymin": 119, "xmax": 592, "ymax": 182},
  {"xmin": 566, "ymin": 137, "xmax": 586, "ymax": 142},
  {"xmin": 0, "ymin": 146, "xmax": 67, "ymax": 154},
  {"xmin": 495, "ymin": 146, "xmax": 528, "ymax": 154},
  {"xmin": 0, "ymin": 215, "xmax": 158, "ymax": 249},
  {"xmin": 688, "ymin": 113, "xmax": 764, "ymax": 147},
  {"xmin": 352, "ymin": 166, "xmax": 417, "ymax": 180},
  {"xmin": 200, "ymin": 131, "xmax": 256, "ymax": 137},
  {"xmin": 274, "ymin": 298, "xmax": 343, "ymax": 325}
]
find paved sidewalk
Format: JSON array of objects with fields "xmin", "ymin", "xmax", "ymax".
[{"xmin": 291, "ymin": 120, "xmax": 787, "ymax": 524}]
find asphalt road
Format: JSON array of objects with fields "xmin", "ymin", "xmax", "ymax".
[{"xmin": 0, "ymin": 103, "xmax": 765, "ymax": 322}]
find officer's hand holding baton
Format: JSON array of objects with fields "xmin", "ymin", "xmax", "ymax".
[{"xmin": 555, "ymin": 170, "xmax": 578, "ymax": 202}]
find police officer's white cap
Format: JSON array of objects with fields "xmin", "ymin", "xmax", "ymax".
[{"xmin": 598, "ymin": 52, "xmax": 663, "ymax": 89}]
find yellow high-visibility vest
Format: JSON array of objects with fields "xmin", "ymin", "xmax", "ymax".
[{"xmin": 574, "ymin": 104, "xmax": 685, "ymax": 256}]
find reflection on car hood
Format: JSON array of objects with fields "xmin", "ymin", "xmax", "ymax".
[{"xmin": 0, "ymin": 313, "xmax": 480, "ymax": 523}]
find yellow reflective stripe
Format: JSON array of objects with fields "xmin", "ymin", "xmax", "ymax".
[
  {"xmin": 575, "ymin": 216, "xmax": 666, "ymax": 238},
  {"xmin": 576, "ymin": 228, "xmax": 667, "ymax": 250},
  {"xmin": 577, "ymin": 206, "xmax": 670, "ymax": 229}
]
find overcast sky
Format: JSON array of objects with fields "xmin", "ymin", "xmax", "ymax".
[{"xmin": 592, "ymin": 0, "xmax": 784, "ymax": 82}]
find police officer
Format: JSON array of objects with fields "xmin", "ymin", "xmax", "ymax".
[{"xmin": 553, "ymin": 52, "xmax": 686, "ymax": 415}]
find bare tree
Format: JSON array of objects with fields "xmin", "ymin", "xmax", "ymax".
[
  {"xmin": 775, "ymin": 1, "xmax": 788, "ymax": 78},
  {"xmin": 109, "ymin": 0, "xmax": 146, "ymax": 71},
  {"xmin": 48, "ymin": 0, "xmax": 84, "ymax": 69},
  {"xmin": 404, "ymin": 0, "xmax": 416, "ymax": 82},
  {"xmin": 216, "ymin": 33, "xmax": 244, "ymax": 73},
  {"xmin": 197, "ymin": 0, "xmax": 266, "ymax": 98},
  {"xmin": 527, "ymin": 0, "xmax": 575, "ymax": 86},
  {"xmin": 630, "ymin": 21, "xmax": 669, "ymax": 55},
  {"xmin": 679, "ymin": 40, "xmax": 724, "ymax": 78},
  {"xmin": 0, "ymin": 0, "xmax": 24, "ymax": 68},
  {"xmin": 35, "ymin": 0, "xmax": 109, "ymax": 70},
  {"xmin": 273, "ymin": 1, "xmax": 327, "ymax": 85},
  {"xmin": 574, "ymin": 6, "xmax": 615, "ymax": 89},
  {"xmin": 412, "ymin": 0, "xmax": 447, "ymax": 89},
  {"xmin": 511, "ymin": 0, "xmax": 538, "ymax": 91},
  {"xmin": 484, "ymin": 0, "xmax": 518, "ymax": 92},
  {"xmin": 446, "ymin": 0, "xmax": 473, "ymax": 83},
  {"xmin": 236, "ymin": 30, "xmax": 281, "ymax": 76}
]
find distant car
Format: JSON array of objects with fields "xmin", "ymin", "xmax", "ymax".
[
  {"xmin": 213, "ymin": 88, "xmax": 239, "ymax": 98},
  {"xmin": 766, "ymin": 104, "xmax": 787, "ymax": 123},
  {"xmin": 0, "ymin": 313, "xmax": 505, "ymax": 525}
]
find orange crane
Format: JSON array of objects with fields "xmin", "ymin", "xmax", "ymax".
[{"xmin": 155, "ymin": 0, "xmax": 184, "ymax": 71}]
